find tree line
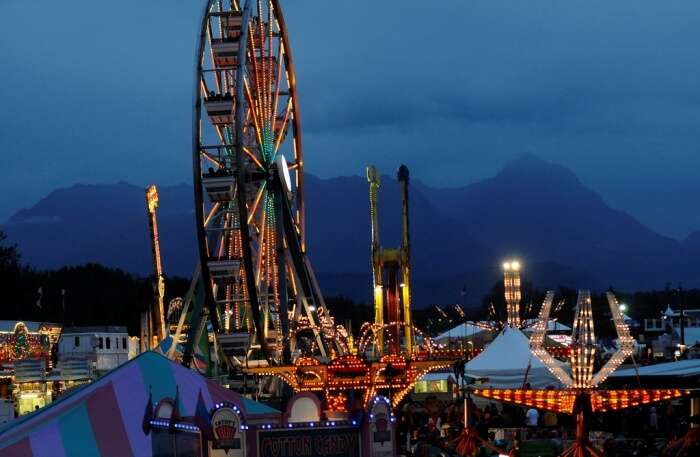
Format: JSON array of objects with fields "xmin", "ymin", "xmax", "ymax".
[{"xmin": 1, "ymin": 230, "xmax": 697, "ymax": 338}]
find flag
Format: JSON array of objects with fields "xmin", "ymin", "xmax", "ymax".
[
  {"xmin": 459, "ymin": 286, "xmax": 467, "ymax": 296},
  {"xmin": 36, "ymin": 287, "xmax": 43, "ymax": 309},
  {"xmin": 142, "ymin": 388, "xmax": 153, "ymax": 435},
  {"xmin": 194, "ymin": 389, "xmax": 212, "ymax": 440},
  {"xmin": 433, "ymin": 305, "xmax": 448, "ymax": 319},
  {"xmin": 554, "ymin": 299, "xmax": 565, "ymax": 314},
  {"xmin": 168, "ymin": 386, "xmax": 181, "ymax": 434},
  {"xmin": 454, "ymin": 304, "xmax": 465, "ymax": 318},
  {"xmin": 191, "ymin": 277, "xmax": 212, "ymax": 376},
  {"xmin": 194, "ymin": 321, "xmax": 211, "ymax": 376}
]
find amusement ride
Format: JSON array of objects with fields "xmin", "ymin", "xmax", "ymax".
[
  {"xmin": 470, "ymin": 290, "xmax": 692, "ymax": 457},
  {"xmin": 144, "ymin": 0, "xmax": 352, "ymax": 374},
  {"xmin": 187, "ymin": 0, "xmax": 345, "ymax": 369},
  {"xmin": 245, "ymin": 164, "xmax": 462, "ymax": 410}
]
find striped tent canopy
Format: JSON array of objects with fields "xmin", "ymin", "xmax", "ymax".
[{"xmin": 0, "ymin": 351, "xmax": 279, "ymax": 457}]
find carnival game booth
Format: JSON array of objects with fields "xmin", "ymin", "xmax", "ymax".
[
  {"xmin": 464, "ymin": 326, "xmax": 566, "ymax": 389},
  {"xmin": 0, "ymin": 351, "xmax": 280, "ymax": 457}
]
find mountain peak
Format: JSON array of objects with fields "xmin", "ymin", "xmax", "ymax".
[
  {"xmin": 497, "ymin": 154, "xmax": 579, "ymax": 184},
  {"xmin": 684, "ymin": 230, "xmax": 700, "ymax": 249}
]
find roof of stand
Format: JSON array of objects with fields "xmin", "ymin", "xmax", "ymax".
[{"xmin": 0, "ymin": 351, "xmax": 278, "ymax": 457}]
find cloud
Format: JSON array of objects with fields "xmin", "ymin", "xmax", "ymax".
[{"xmin": 2, "ymin": 0, "xmax": 700, "ymax": 238}]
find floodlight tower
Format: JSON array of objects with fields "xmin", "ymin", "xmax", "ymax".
[
  {"xmin": 367, "ymin": 165, "xmax": 414, "ymax": 355},
  {"xmin": 503, "ymin": 260, "xmax": 522, "ymax": 327}
]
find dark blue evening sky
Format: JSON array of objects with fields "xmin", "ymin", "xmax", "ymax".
[{"xmin": 1, "ymin": 1, "xmax": 700, "ymax": 239}]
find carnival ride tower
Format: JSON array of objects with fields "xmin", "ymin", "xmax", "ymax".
[
  {"xmin": 146, "ymin": 185, "xmax": 167, "ymax": 346},
  {"xmin": 367, "ymin": 165, "xmax": 413, "ymax": 355}
]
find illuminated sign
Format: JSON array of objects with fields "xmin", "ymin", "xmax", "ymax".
[
  {"xmin": 258, "ymin": 427, "xmax": 360, "ymax": 457},
  {"xmin": 212, "ymin": 406, "xmax": 242, "ymax": 451},
  {"xmin": 369, "ymin": 396, "xmax": 394, "ymax": 457}
]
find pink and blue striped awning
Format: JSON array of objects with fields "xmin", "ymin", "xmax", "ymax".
[{"xmin": 0, "ymin": 351, "xmax": 278, "ymax": 457}]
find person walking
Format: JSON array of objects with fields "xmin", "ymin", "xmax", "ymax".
[
  {"xmin": 649, "ymin": 406, "xmax": 658, "ymax": 433},
  {"xmin": 526, "ymin": 407, "xmax": 539, "ymax": 427}
]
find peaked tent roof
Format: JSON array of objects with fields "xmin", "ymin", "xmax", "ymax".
[
  {"xmin": 611, "ymin": 359, "xmax": 700, "ymax": 378},
  {"xmin": 434, "ymin": 322, "xmax": 494, "ymax": 340},
  {"xmin": 0, "ymin": 351, "xmax": 279, "ymax": 457},
  {"xmin": 523, "ymin": 319, "xmax": 571, "ymax": 332},
  {"xmin": 464, "ymin": 326, "xmax": 566, "ymax": 389}
]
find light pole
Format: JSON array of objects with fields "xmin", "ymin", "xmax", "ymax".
[
  {"xmin": 678, "ymin": 285, "xmax": 686, "ymax": 351},
  {"xmin": 503, "ymin": 260, "xmax": 522, "ymax": 328}
]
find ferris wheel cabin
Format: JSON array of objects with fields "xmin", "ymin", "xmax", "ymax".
[
  {"xmin": 207, "ymin": 256, "xmax": 241, "ymax": 284},
  {"xmin": 203, "ymin": 93, "xmax": 234, "ymax": 125},
  {"xmin": 202, "ymin": 168, "xmax": 235, "ymax": 201},
  {"xmin": 210, "ymin": 11, "xmax": 243, "ymax": 67}
]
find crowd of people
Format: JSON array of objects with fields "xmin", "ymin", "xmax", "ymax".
[{"xmin": 394, "ymin": 396, "xmax": 694, "ymax": 457}]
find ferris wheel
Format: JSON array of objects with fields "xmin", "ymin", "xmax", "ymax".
[{"xmin": 187, "ymin": 0, "xmax": 337, "ymax": 368}]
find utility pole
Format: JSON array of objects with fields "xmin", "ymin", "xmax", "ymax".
[{"xmin": 678, "ymin": 284, "xmax": 685, "ymax": 352}]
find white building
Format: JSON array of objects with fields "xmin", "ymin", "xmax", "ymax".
[
  {"xmin": 644, "ymin": 305, "xmax": 700, "ymax": 346},
  {"xmin": 57, "ymin": 326, "xmax": 131, "ymax": 373}
]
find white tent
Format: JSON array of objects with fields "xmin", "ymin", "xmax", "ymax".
[
  {"xmin": 464, "ymin": 326, "xmax": 567, "ymax": 389},
  {"xmin": 435, "ymin": 322, "xmax": 494, "ymax": 341},
  {"xmin": 523, "ymin": 319, "xmax": 571, "ymax": 332}
]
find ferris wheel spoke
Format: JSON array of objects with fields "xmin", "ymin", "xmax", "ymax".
[
  {"xmin": 255, "ymin": 202, "xmax": 267, "ymax": 287},
  {"xmin": 199, "ymin": 78, "xmax": 211, "ymax": 102},
  {"xmin": 273, "ymin": 97, "xmax": 292, "ymax": 155},
  {"xmin": 243, "ymin": 78, "xmax": 265, "ymax": 149},
  {"xmin": 247, "ymin": 182, "xmax": 267, "ymax": 224},
  {"xmin": 205, "ymin": 25, "xmax": 221, "ymax": 95},
  {"xmin": 214, "ymin": 125, "xmax": 228, "ymax": 145},
  {"xmin": 255, "ymin": 1, "xmax": 268, "ymax": 113},
  {"xmin": 271, "ymin": 40, "xmax": 284, "ymax": 134},
  {"xmin": 242, "ymin": 146, "xmax": 264, "ymax": 170},
  {"xmin": 214, "ymin": 225, "xmax": 227, "ymax": 259},
  {"xmin": 203, "ymin": 202, "xmax": 221, "ymax": 228},
  {"xmin": 246, "ymin": 26, "xmax": 264, "ymax": 115},
  {"xmin": 201, "ymin": 150, "xmax": 224, "ymax": 168}
]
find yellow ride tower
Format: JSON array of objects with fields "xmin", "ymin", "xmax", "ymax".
[{"xmin": 367, "ymin": 165, "xmax": 413, "ymax": 355}]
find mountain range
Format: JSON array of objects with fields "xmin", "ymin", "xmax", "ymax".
[{"xmin": 3, "ymin": 155, "xmax": 700, "ymax": 308}]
